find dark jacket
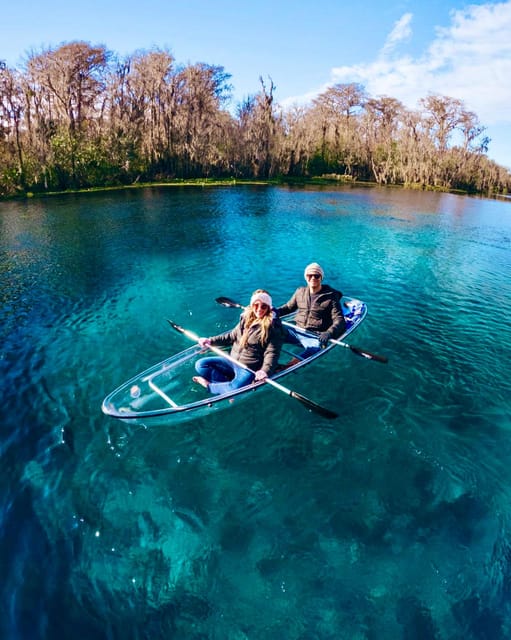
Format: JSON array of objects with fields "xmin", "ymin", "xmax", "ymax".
[
  {"xmin": 209, "ymin": 317, "xmax": 283, "ymax": 374},
  {"xmin": 276, "ymin": 284, "xmax": 346, "ymax": 338}
]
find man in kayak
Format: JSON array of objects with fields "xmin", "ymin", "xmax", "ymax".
[
  {"xmin": 276, "ymin": 262, "xmax": 346, "ymax": 356},
  {"xmin": 193, "ymin": 290, "xmax": 284, "ymax": 394}
]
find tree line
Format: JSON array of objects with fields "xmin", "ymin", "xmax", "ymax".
[{"xmin": 1, "ymin": 41, "xmax": 510, "ymax": 198}]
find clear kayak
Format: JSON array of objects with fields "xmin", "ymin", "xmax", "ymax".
[{"xmin": 101, "ymin": 297, "xmax": 367, "ymax": 424}]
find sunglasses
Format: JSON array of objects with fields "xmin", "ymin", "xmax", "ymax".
[
  {"xmin": 307, "ymin": 273, "xmax": 322, "ymax": 279},
  {"xmin": 252, "ymin": 302, "xmax": 269, "ymax": 310}
]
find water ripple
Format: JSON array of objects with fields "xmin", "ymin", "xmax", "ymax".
[{"xmin": 1, "ymin": 186, "xmax": 511, "ymax": 638}]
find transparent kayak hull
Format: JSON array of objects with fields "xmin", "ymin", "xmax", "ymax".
[{"xmin": 101, "ymin": 298, "xmax": 367, "ymax": 424}]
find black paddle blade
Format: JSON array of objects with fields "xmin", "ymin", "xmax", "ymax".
[
  {"xmin": 290, "ymin": 391, "xmax": 339, "ymax": 419},
  {"xmin": 215, "ymin": 296, "xmax": 244, "ymax": 309},
  {"xmin": 167, "ymin": 319, "xmax": 198, "ymax": 342},
  {"xmin": 349, "ymin": 345, "xmax": 388, "ymax": 363},
  {"xmin": 167, "ymin": 319, "xmax": 184, "ymax": 333}
]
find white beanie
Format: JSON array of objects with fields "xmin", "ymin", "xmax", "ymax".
[
  {"xmin": 250, "ymin": 291, "xmax": 273, "ymax": 308},
  {"xmin": 304, "ymin": 262, "xmax": 324, "ymax": 279}
]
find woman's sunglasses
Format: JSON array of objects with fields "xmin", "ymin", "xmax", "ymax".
[{"xmin": 252, "ymin": 302, "xmax": 269, "ymax": 310}]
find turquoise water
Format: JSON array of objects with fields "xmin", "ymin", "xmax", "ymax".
[{"xmin": 1, "ymin": 185, "xmax": 511, "ymax": 639}]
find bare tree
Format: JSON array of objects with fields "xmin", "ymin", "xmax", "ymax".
[
  {"xmin": 26, "ymin": 42, "xmax": 108, "ymax": 134},
  {"xmin": 177, "ymin": 62, "xmax": 232, "ymax": 175},
  {"xmin": 458, "ymin": 109, "xmax": 488, "ymax": 153},
  {"xmin": 420, "ymin": 94, "xmax": 464, "ymax": 152},
  {"xmin": 24, "ymin": 42, "xmax": 110, "ymax": 187},
  {"xmin": 117, "ymin": 49, "xmax": 175, "ymax": 168},
  {"xmin": 0, "ymin": 63, "xmax": 27, "ymax": 187},
  {"xmin": 310, "ymin": 82, "xmax": 367, "ymax": 175},
  {"xmin": 281, "ymin": 104, "xmax": 316, "ymax": 176},
  {"xmin": 235, "ymin": 77, "xmax": 282, "ymax": 178},
  {"xmin": 363, "ymin": 96, "xmax": 404, "ymax": 183}
]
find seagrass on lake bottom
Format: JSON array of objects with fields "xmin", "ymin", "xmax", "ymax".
[{"xmin": 1, "ymin": 185, "xmax": 511, "ymax": 639}]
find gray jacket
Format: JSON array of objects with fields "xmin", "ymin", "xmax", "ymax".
[{"xmin": 209, "ymin": 318, "xmax": 283, "ymax": 374}]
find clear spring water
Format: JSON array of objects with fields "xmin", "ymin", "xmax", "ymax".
[{"xmin": 1, "ymin": 185, "xmax": 511, "ymax": 639}]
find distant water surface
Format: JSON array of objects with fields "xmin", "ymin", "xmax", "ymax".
[{"xmin": 1, "ymin": 185, "xmax": 511, "ymax": 639}]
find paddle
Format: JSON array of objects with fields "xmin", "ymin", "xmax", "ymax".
[
  {"xmin": 166, "ymin": 319, "xmax": 338, "ymax": 420},
  {"xmin": 215, "ymin": 295, "xmax": 388, "ymax": 364}
]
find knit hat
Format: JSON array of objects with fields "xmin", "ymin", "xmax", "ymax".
[
  {"xmin": 250, "ymin": 291, "xmax": 273, "ymax": 308},
  {"xmin": 304, "ymin": 262, "xmax": 324, "ymax": 279}
]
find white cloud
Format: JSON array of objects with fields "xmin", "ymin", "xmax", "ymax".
[
  {"xmin": 278, "ymin": 1, "xmax": 511, "ymax": 167},
  {"xmin": 329, "ymin": 1, "xmax": 511, "ymax": 127},
  {"xmin": 380, "ymin": 12, "xmax": 413, "ymax": 57}
]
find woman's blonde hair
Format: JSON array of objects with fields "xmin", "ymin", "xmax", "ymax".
[{"xmin": 240, "ymin": 288, "xmax": 273, "ymax": 347}]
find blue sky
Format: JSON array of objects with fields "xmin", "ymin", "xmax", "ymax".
[{"xmin": 3, "ymin": 0, "xmax": 511, "ymax": 169}]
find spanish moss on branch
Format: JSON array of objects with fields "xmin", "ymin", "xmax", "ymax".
[{"xmin": 0, "ymin": 42, "xmax": 510, "ymax": 198}]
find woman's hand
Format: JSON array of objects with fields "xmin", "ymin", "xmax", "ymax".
[
  {"xmin": 254, "ymin": 369, "xmax": 268, "ymax": 381},
  {"xmin": 198, "ymin": 337, "xmax": 211, "ymax": 349}
]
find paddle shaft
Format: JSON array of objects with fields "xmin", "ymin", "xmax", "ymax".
[
  {"xmin": 167, "ymin": 319, "xmax": 338, "ymax": 419},
  {"xmin": 326, "ymin": 336, "xmax": 388, "ymax": 363},
  {"xmin": 215, "ymin": 296, "xmax": 388, "ymax": 364}
]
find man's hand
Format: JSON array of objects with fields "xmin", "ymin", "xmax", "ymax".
[{"xmin": 318, "ymin": 332, "xmax": 330, "ymax": 347}]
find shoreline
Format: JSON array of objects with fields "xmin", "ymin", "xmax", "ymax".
[{"xmin": 1, "ymin": 175, "xmax": 508, "ymax": 203}]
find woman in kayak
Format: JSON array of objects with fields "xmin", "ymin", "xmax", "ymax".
[{"xmin": 193, "ymin": 289, "xmax": 284, "ymax": 394}]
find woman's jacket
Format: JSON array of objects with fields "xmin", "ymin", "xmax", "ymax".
[{"xmin": 209, "ymin": 317, "xmax": 283, "ymax": 374}]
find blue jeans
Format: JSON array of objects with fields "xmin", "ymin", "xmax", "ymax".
[
  {"xmin": 195, "ymin": 357, "xmax": 254, "ymax": 395},
  {"xmin": 284, "ymin": 327, "xmax": 321, "ymax": 358}
]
